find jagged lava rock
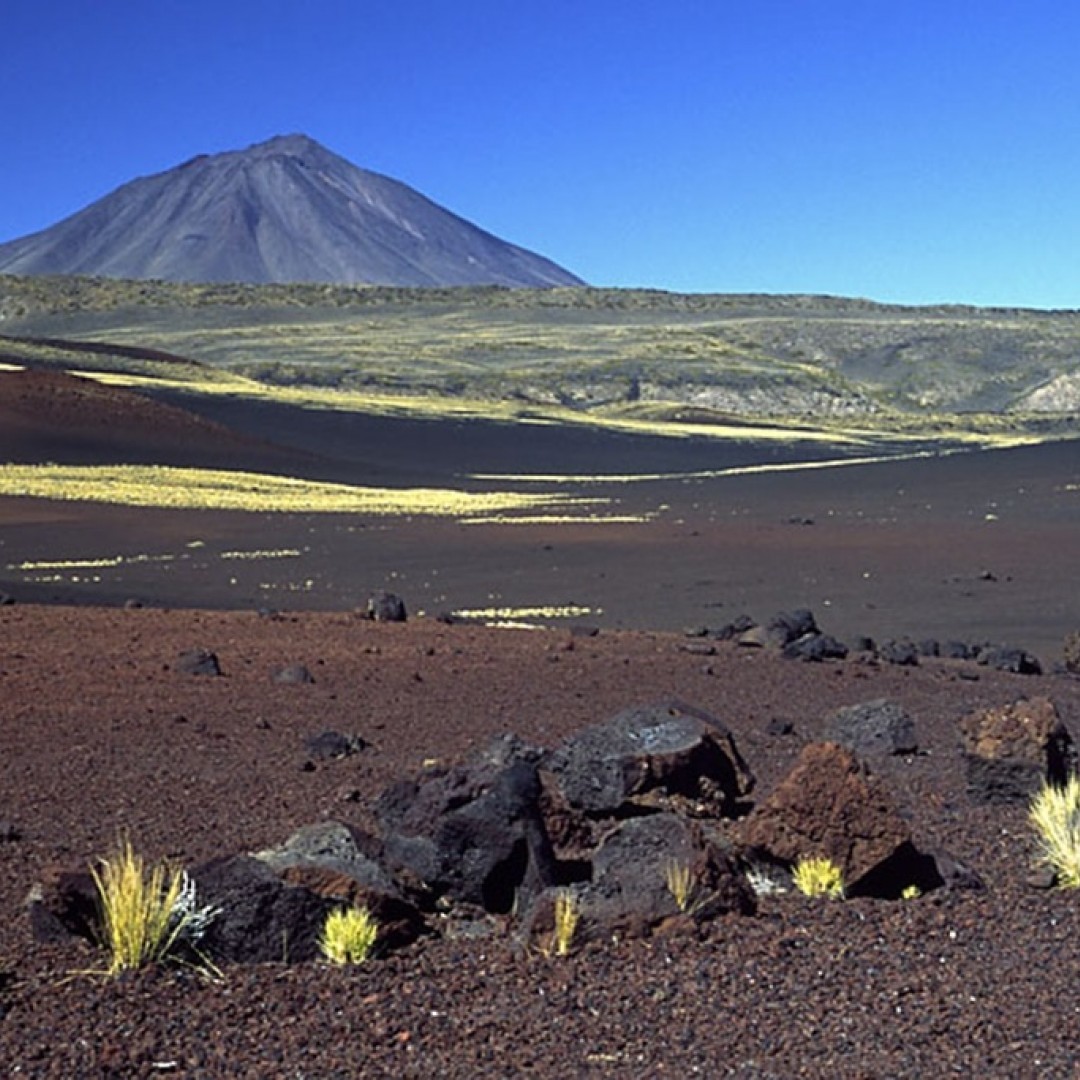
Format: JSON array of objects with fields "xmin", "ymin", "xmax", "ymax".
[
  {"xmin": 374, "ymin": 735, "xmax": 557, "ymax": 912},
  {"xmin": 254, "ymin": 821, "xmax": 423, "ymax": 947},
  {"xmin": 957, "ymin": 696, "xmax": 1075, "ymax": 802},
  {"xmin": 741, "ymin": 742, "xmax": 911, "ymax": 891},
  {"xmin": 543, "ymin": 700, "xmax": 754, "ymax": 816},
  {"xmin": 192, "ymin": 855, "xmax": 337, "ymax": 964},
  {"xmin": 826, "ymin": 698, "xmax": 918, "ymax": 756}
]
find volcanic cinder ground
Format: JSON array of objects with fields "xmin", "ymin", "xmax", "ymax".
[{"xmin": 0, "ymin": 368, "xmax": 1078, "ymax": 1076}]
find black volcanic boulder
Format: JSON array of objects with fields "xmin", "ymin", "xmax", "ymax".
[
  {"xmin": 192, "ymin": 855, "xmax": 337, "ymax": 964},
  {"xmin": 826, "ymin": 699, "xmax": 918, "ymax": 757},
  {"xmin": 524, "ymin": 813, "xmax": 755, "ymax": 947},
  {"xmin": 957, "ymin": 697, "xmax": 1075, "ymax": 802},
  {"xmin": 783, "ymin": 633, "xmax": 849, "ymax": 663},
  {"xmin": 374, "ymin": 735, "xmax": 557, "ymax": 913},
  {"xmin": 587, "ymin": 814, "xmax": 755, "ymax": 929},
  {"xmin": 543, "ymin": 700, "xmax": 754, "ymax": 817},
  {"xmin": 254, "ymin": 822, "xmax": 423, "ymax": 948},
  {"xmin": 977, "ymin": 645, "xmax": 1042, "ymax": 676},
  {"xmin": 765, "ymin": 609, "xmax": 819, "ymax": 647},
  {"xmin": 26, "ymin": 865, "xmax": 100, "ymax": 944}
]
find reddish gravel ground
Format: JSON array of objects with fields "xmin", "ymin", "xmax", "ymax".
[
  {"xmin": 2, "ymin": 605, "xmax": 1080, "ymax": 1078},
  {"xmin": 0, "ymin": 366, "xmax": 1078, "ymax": 1076}
]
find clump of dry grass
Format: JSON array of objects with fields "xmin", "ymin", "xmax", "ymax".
[
  {"xmin": 1029, "ymin": 775, "xmax": 1080, "ymax": 888},
  {"xmin": 664, "ymin": 859, "xmax": 697, "ymax": 913},
  {"xmin": 792, "ymin": 855, "xmax": 845, "ymax": 899},
  {"xmin": 539, "ymin": 888, "xmax": 581, "ymax": 958},
  {"xmin": 90, "ymin": 837, "xmax": 213, "ymax": 975},
  {"xmin": 319, "ymin": 906, "xmax": 379, "ymax": 965}
]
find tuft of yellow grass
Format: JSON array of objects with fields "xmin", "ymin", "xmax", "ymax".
[
  {"xmin": 319, "ymin": 906, "xmax": 379, "ymax": 965},
  {"xmin": 664, "ymin": 859, "xmax": 697, "ymax": 913},
  {"xmin": 792, "ymin": 855, "xmax": 846, "ymax": 899},
  {"xmin": 543, "ymin": 888, "xmax": 580, "ymax": 958},
  {"xmin": 90, "ymin": 837, "xmax": 190, "ymax": 974},
  {"xmin": 1029, "ymin": 775, "xmax": 1080, "ymax": 888}
]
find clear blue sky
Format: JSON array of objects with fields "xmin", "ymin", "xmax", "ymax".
[{"xmin": 4, "ymin": 1, "xmax": 1080, "ymax": 307}]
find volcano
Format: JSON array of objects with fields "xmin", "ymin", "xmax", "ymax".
[{"xmin": 0, "ymin": 134, "xmax": 584, "ymax": 288}]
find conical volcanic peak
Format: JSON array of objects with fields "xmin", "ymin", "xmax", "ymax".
[{"xmin": 0, "ymin": 135, "xmax": 584, "ymax": 288}]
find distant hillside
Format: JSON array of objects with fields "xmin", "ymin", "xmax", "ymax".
[
  {"xmin": 0, "ymin": 135, "xmax": 584, "ymax": 288},
  {"xmin": 0, "ymin": 276, "xmax": 1078, "ymax": 435}
]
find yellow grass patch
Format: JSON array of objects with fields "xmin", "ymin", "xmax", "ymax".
[{"xmin": 0, "ymin": 464, "xmax": 601, "ymax": 518}]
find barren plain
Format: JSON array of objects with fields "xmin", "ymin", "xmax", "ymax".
[{"xmin": 0, "ymin": 287, "xmax": 1078, "ymax": 1076}]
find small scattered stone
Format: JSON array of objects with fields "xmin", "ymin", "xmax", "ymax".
[
  {"xmin": 878, "ymin": 639, "xmax": 919, "ymax": 667},
  {"xmin": 1025, "ymin": 866, "xmax": 1058, "ymax": 890},
  {"xmin": 176, "ymin": 649, "xmax": 222, "ymax": 676},
  {"xmin": 1064, "ymin": 631, "xmax": 1080, "ymax": 674},
  {"xmin": 977, "ymin": 646, "xmax": 1042, "ymax": 676},
  {"xmin": 274, "ymin": 663, "xmax": 315, "ymax": 685},
  {"xmin": 304, "ymin": 730, "xmax": 367, "ymax": 760},
  {"xmin": 681, "ymin": 641, "xmax": 716, "ymax": 656},
  {"xmin": 365, "ymin": 591, "xmax": 407, "ymax": 622}
]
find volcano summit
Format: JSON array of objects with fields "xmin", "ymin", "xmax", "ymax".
[{"xmin": 0, "ymin": 134, "xmax": 584, "ymax": 288}]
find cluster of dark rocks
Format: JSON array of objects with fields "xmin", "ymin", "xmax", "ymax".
[
  {"xmin": 685, "ymin": 607, "xmax": 1047, "ymax": 675},
  {"xmin": 22, "ymin": 594, "xmax": 1079, "ymax": 966},
  {"xmin": 35, "ymin": 685, "xmax": 1079, "ymax": 967}
]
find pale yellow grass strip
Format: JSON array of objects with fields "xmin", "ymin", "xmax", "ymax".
[{"xmin": 0, "ymin": 464, "xmax": 600, "ymax": 517}]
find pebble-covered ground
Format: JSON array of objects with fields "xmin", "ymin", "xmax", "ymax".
[{"xmin": 2, "ymin": 606, "xmax": 1079, "ymax": 1078}]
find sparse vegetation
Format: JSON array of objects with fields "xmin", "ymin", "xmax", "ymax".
[
  {"xmin": 0, "ymin": 463, "xmax": 606, "ymax": 518},
  {"xmin": 3, "ymin": 273, "xmax": 1078, "ymax": 448},
  {"xmin": 319, "ymin": 906, "xmax": 379, "ymax": 965},
  {"xmin": 543, "ymin": 889, "xmax": 581, "ymax": 957},
  {"xmin": 1029, "ymin": 776, "xmax": 1080, "ymax": 888},
  {"xmin": 664, "ymin": 859, "xmax": 697, "ymax": 913},
  {"xmin": 792, "ymin": 856, "xmax": 846, "ymax": 899},
  {"xmin": 89, "ymin": 836, "xmax": 215, "ymax": 975}
]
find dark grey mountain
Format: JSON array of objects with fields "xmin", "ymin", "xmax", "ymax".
[{"xmin": 0, "ymin": 135, "xmax": 584, "ymax": 288}]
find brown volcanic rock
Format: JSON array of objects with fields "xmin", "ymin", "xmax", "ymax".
[
  {"xmin": 957, "ymin": 696, "xmax": 1076, "ymax": 802},
  {"xmin": 742, "ymin": 741, "xmax": 912, "ymax": 889}
]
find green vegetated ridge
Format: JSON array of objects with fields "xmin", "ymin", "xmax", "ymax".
[{"xmin": 1, "ymin": 273, "xmax": 1077, "ymax": 447}]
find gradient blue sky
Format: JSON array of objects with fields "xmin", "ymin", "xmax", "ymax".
[{"xmin": 3, "ymin": 1, "xmax": 1080, "ymax": 307}]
